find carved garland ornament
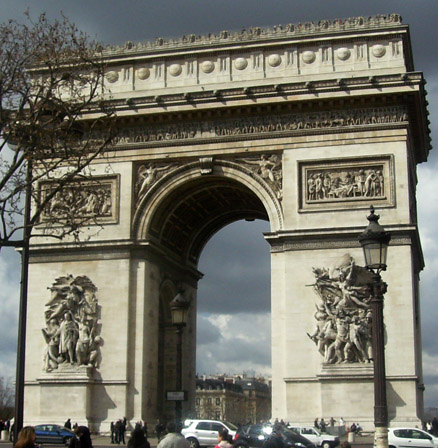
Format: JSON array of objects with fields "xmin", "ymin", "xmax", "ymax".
[
  {"xmin": 307, "ymin": 254, "xmax": 374, "ymax": 365},
  {"xmin": 42, "ymin": 275, "xmax": 102, "ymax": 372}
]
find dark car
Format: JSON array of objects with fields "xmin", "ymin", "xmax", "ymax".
[
  {"xmin": 234, "ymin": 425, "xmax": 316, "ymax": 448},
  {"xmin": 35, "ymin": 424, "xmax": 74, "ymax": 445}
]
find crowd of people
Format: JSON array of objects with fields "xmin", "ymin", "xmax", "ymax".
[
  {"xmin": 424, "ymin": 417, "xmax": 438, "ymax": 435},
  {"xmin": 0, "ymin": 418, "xmax": 14, "ymax": 441}
]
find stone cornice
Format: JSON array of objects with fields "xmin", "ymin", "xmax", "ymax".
[
  {"xmin": 99, "ymin": 72, "xmax": 424, "ymax": 113},
  {"xmin": 28, "ymin": 239, "xmax": 204, "ymax": 283},
  {"xmin": 265, "ymin": 224, "xmax": 424, "ymax": 272},
  {"xmin": 103, "ymin": 14, "xmax": 405, "ymax": 59}
]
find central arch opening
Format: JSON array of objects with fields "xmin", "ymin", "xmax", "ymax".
[
  {"xmin": 195, "ymin": 218, "xmax": 271, "ymax": 421},
  {"xmin": 196, "ymin": 219, "xmax": 271, "ymax": 375},
  {"xmin": 146, "ymin": 165, "xmax": 278, "ymax": 421}
]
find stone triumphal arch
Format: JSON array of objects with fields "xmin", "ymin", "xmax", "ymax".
[{"xmin": 24, "ymin": 15, "xmax": 430, "ymax": 430}]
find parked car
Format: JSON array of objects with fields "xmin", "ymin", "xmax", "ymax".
[
  {"xmin": 34, "ymin": 424, "xmax": 74, "ymax": 445},
  {"xmin": 234, "ymin": 424, "xmax": 316, "ymax": 448},
  {"xmin": 388, "ymin": 428, "xmax": 438, "ymax": 448},
  {"xmin": 182, "ymin": 419, "xmax": 238, "ymax": 448},
  {"xmin": 288, "ymin": 426, "xmax": 339, "ymax": 448}
]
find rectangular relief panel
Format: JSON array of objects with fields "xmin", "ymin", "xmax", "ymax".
[
  {"xmin": 38, "ymin": 175, "xmax": 120, "ymax": 225},
  {"xmin": 299, "ymin": 156, "xmax": 394, "ymax": 212}
]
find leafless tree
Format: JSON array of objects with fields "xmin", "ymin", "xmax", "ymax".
[
  {"xmin": 0, "ymin": 12, "xmax": 116, "ymax": 251},
  {"xmin": 0, "ymin": 376, "xmax": 14, "ymax": 420}
]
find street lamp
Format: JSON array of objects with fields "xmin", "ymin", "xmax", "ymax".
[
  {"xmin": 5, "ymin": 140, "xmax": 32, "ymax": 441},
  {"xmin": 358, "ymin": 205, "xmax": 391, "ymax": 448},
  {"xmin": 170, "ymin": 291, "xmax": 190, "ymax": 422}
]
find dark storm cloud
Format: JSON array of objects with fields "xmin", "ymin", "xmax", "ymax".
[{"xmin": 197, "ymin": 220, "xmax": 270, "ymax": 314}]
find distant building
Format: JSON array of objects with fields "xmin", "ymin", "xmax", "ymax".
[
  {"xmin": 195, "ymin": 375, "xmax": 271, "ymax": 424},
  {"xmin": 234, "ymin": 378, "xmax": 271, "ymax": 424}
]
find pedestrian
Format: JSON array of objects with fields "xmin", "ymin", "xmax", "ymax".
[
  {"xmin": 329, "ymin": 417, "xmax": 335, "ymax": 429},
  {"xmin": 320, "ymin": 419, "xmax": 326, "ymax": 433},
  {"xmin": 15, "ymin": 426, "xmax": 37, "ymax": 448},
  {"xmin": 79, "ymin": 426, "xmax": 93, "ymax": 448},
  {"xmin": 120, "ymin": 418, "xmax": 127, "ymax": 444},
  {"xmin": 115, "ymin": 420, "xmax": 122, "ymax": 444},
  {"xmin": 155, "ymin": 420, "xmax": 165, "ymax": 442},
  {"xmin": 263, "ymin": 429, "xmax": 284, "ymax": 448},
  {"xmin": 215, "ymin": 429, "xmax": 232, "ymax": 448},
  {"xmin": 65, "ymin": 419, "xmax": 72, "ymax": 430},
  {"xmin": 10, "ymin": 420, "xmax": 15, "ymax": 442},
  {"xmin": 157, "ymin": 421, "xmax": 189, "ymax": 448},
  {"xmin": 142, "ymin": 422, "xmax": 148, "ymax": 439},
  {"xmin": 111, "ymin": 422, "xmax": 115, "ymax": 444},
  {"xmin": 432, "ymin": 418, "xmax": 438, "ymax": 436},
  {"xmin": 314, "ymin": 419, "xmax": 319, "ymax": 430},
  {"xmin": 69, "ymin": 427, "xmax": 82, "ymax": 448},
  {"xmin": 128, "ymin": 428, "xmax": 150, "ymax": 448}
]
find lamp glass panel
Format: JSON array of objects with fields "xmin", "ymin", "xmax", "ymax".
[
  {"xmin": 171, "ymin": 307, "xmax": 186, "ymax": 325},
  {"xmin": 363, "ymin": 242, "xmax": 387, "ymax": 269}
]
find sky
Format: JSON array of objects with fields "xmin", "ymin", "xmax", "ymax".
[{"xmin": 0, "ymin": 0, "xmax": 437, "ymax": 410}]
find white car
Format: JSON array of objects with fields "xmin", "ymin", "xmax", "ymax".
[
  {"xmin": 388, "ymin": 428, "xmax": 438, "ymax": 448},
  {"xmin": 182, "ymin": 419, "xmax": 238, "ymax": 448},
  {"xmin": 288, "ymin": 426, "xmax": 339, "ymax": 448}
]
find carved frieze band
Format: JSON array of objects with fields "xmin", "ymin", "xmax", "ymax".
[
  {"xmin": 299, "ymin": 156, "xmax": 394, "ymax": 212},
  {"xmin": 110, "ymin": 106, "xmax": 408, "ymax": 147},
  {"xmin": 39, "ymin": 176, "xmax": 119, "ymax": 224}
]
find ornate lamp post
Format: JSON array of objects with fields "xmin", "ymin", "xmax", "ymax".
[
  {"xmin": 358, "ymin": 206, "xmax": 391, "ymax": 448},
  {"xmin": 170, "ymin": 291, "xmax": 190, "ymax": 422}
]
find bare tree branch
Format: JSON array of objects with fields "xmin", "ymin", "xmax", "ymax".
[{"xmin": 0, "ymin": 12, "xmax": 117, "ymax": 251}]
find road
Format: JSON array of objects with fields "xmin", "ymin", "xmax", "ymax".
[{"xmin": 0, "ymin": 435, "xmax": 374, "ymax": 448}]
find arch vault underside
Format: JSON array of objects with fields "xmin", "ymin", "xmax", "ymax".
[{"xmin": 24, "ymin": 14, "xmax": 430, "ymax": 431}]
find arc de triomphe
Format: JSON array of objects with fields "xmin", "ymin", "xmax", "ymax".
[{"xmin": 25, "ymin": 15, "xmax": 430, "ymax": 430}]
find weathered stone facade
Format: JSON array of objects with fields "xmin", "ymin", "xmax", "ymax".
[
  {"xmin": 194, "ymin": 376, "xmax": 271, "ymax": 424},
  {"xmin": 24, "ymin": 14, "xmax": 429, "ymax": 431}
]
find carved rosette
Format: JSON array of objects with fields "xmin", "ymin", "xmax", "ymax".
[
  {"xmin": 238, "ymin": 154, "xmax": 282, "ymax": 200},
  {"xmin": 42, "ymin": 275, "xmax": 102, "ymax": 372},
  {"xmin": 308, "ymin": 254, "xmax": 373, "ymax": 365}
]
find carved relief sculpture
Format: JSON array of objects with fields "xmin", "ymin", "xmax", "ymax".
[
  {"xmin": 135, "ymin": 162, "xmax": 177, "ymax": 204},
  {"xmin": 306, "ymin": 165, "xmax": 385, "ymax": 202},
  {"xmin": 239, "ymin": 154, "xmax": 282, "ymax": 199},
  {"xmin": 39, "ymin": 176, "xmax": 118, "ymax": 224},
  {"xmin": 42, "ymin": 275, "xmax": 102, "ymax": 372},
  {"xmin": 307, "ymin": 254, "xmax": 374, "ymax": 364}
]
